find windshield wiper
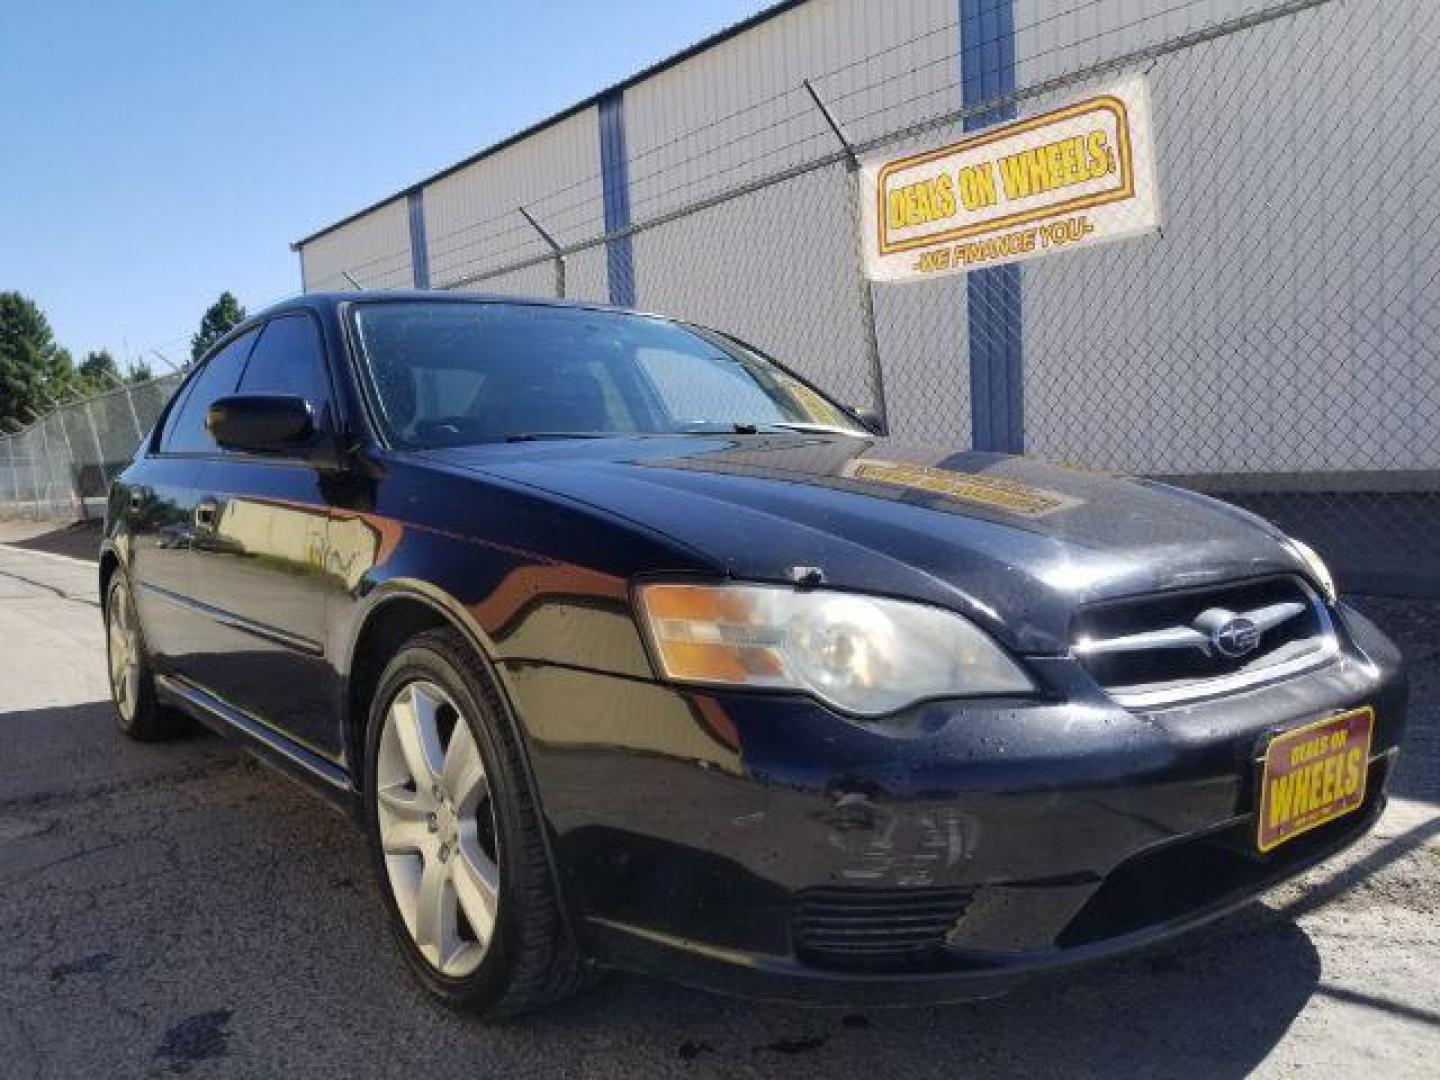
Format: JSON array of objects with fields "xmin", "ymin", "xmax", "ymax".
[
  {"xmin": 503, "ymin": 431, "xmax": 612, "ymax": 443},
  {"xmin": 672, "ymin": 422, "xmax": 761, "ymax": 435},
  {"xmin": 670, "ymin": 421, "xmax": 862, "ymax": 436},
  {"xmin": 764, "ymin": 421, "xmax": 864, "ymax": 435}
]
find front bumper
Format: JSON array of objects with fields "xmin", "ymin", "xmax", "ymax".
[{"xmin": 511, "ymin": 603, "xmax": 1407, "ymax": 1005}]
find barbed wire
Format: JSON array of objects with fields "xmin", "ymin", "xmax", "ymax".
[
  {"xmin": 6, "ymin": 0, "xmax": 1435, "ymax": 604},
  {"xmin": 308, "ymin": 0, "xmax": 1237, "ymax": 286}
]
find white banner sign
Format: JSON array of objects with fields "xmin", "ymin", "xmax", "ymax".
[{"xmin": 861, "ymin": 75, "xmax": 1160, "ymax": 282}]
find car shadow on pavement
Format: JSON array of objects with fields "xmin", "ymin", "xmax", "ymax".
[
  {"xmin": 533, "ymin": 910, "xmax": 1324, "ymax": 1078},
  {"xmin": 525, "ymin": 805, "xmax": 1440, "ymax": 1077},
  {"xmin": 3, "ymin": 518, "xmax": 103, "ymax": 561},
  {"xmin": 3, "ymin": 698, "xmax": 1435, "ymax": 1079},
  {"xmin": 1271, "ymin": 813, "xmax": 1440, "ymax": 924}
]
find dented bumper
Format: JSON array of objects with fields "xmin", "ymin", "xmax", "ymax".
[{"xmin": 511, "ymin": 604, "xmax": 1406, "ymax": 1005}]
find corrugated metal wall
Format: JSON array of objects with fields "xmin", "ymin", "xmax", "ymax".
[
  {"xmin": 424, "ymin": 107, "xmax": 607, "ymax": 300},
  {"xmin": 292, "ymin": 0, "xmax": 1434, "ymax": 475},
  {"xmin": 623, "ymin": 0, "xmax": 957, "ymax": 216},
  {"xmin": 299, "ymin": 197, "xmax": 412, "ymax": 292},
  {"xmin": 621, "ymin": 0, "xmax": 962, "ymax": 422},
  {"xmin": 1011, "ymin": 0, "xmax": 1279, "ymax": 84},
  {"xmin": 294, "ymin": 0, "xmax": 971, "ymax": 431},
  {"xmin": 1016, "ymin": 0, "xmax": 1437, "ymax": 474}
]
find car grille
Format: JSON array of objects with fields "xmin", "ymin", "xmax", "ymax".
[
  {"xmin": 792, "ymin": 886, "xmax": 972, "ymax": 970},
  {"xmin": 1072, "ymin": 575, "xmax": 1337, "ymax": 707}
]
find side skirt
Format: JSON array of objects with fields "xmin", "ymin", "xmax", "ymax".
[{"xmin": 156, "ymin": 672, "xmax": 361, "ymax": 819}]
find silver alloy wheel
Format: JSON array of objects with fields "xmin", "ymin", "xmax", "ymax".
[
  {"xmin": 107, "ymin": 579, "xmax": 140, "ymax": 724},
  {"xmin": 376, "ymin": 679, "xmax": 500, "ymax": 977}
]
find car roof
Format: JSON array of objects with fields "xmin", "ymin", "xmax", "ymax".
[{"xmin": 252, "ymin": 290, "xmax": 636, "ymax": 323}]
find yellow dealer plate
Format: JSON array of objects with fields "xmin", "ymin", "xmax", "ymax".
[{"xmin": 1256, "ymin": 706, "xmax": 1374, "ymax": 853}]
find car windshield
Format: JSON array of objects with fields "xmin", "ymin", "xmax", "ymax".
[{"xmin": 349, "ymin": 300, "xmax": 862, "ymax": 447}]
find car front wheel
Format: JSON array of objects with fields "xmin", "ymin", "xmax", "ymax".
[{"xmin": 364, "ymin": 626, "xmax": 587, "ymax": 1017}]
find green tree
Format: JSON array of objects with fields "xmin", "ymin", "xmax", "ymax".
[
  {"xmin": 77, "ymin": 349, "xmax": 122, "ymax": 393},
  {"xmin": 190, "ymin": 291, "xmax": 246, "ymax": 363},
  {"xmin": 127, "ymin": 359, "xmax": 155, "ymax": 384},
  {"xmin": 0, "ymin": 291, "xmax": 76, "ymax": 430}
]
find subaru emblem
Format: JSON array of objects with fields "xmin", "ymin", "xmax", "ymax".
[{"xmin": 1211, "ymin": 616, "xmax": 1261, "ymax": 658}]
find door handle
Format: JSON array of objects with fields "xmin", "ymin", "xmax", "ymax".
[{"xmin": 194, "ymin": 501, "xmax": 218, "ymax": 530}]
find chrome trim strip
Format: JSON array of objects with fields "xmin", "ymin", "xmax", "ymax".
[
  {"xmin": 155, "ymin": 673, "xmax": 351, "ymax": 796},
  {"xmin": 1108, "ymin": 636, "xmax": 1340, "ymax": 709},
  {"xmin": 1082, "ymin": 579, "xmax": 1340, "ymax": 709},
  {"xmin": 1246, "ymin": 600, "xmax": 1308, "ymax": 634},
  {"xmin": 1074, "ymin": 624, "xmax": 1208, "ymax": 657},
  {"xmin": 140, "ymin": 581, "xmax": 324, "ymax": 657},
  {"xmin": 1075, "ymin": 600, "xmax": 1306, "ymax": 658}
]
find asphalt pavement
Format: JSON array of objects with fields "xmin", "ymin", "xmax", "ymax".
[{"xmin": 1, "ymin": 518, "xmax": 1437, "ymax": 1079}]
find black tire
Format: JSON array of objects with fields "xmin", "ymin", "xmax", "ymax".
[
  {"xmin": 105, "ymin": 569, "xmax": 187, "ymax": 742},
  {"xmin": 363, "ymin": 626, "xmax": 588, "ymax": 1018}
]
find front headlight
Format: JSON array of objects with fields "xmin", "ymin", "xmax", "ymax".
[
  {"xmin": 1285, "ymin": 537, "xmax": 1337, "ymax": 603},
  {"xmin": 635, "ymin": 582, "xmax": 1033, "ymax": 716}
]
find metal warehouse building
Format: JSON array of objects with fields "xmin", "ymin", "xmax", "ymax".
[{"xmin": 292, "ymin": 0, "xmax": 1437, "ymax": 594}]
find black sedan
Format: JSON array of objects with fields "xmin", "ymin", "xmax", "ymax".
[{"xmin": 101, "ymin": 292, "xmax": 1406, "ymax": 1016}]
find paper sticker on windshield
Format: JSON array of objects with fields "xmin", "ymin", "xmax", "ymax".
[{"xmin": 844, "ymin": 460, "xmax": 1082, "ymax": 517}]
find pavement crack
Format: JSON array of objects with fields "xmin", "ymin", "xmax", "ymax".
[
  {"xmin": 1, "ymin": 838, "xmax": 138, "ymax": 889},
  {"xmin": 0, "ymin": 758, "xmax": 243, "ymax": 814},
  {"xmin": 0, "ymin": 565, "xmax": 97, "ymax": 607}
]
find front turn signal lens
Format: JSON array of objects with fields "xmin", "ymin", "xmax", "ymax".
[{"xmin": 636, "ymin": 582, "xmax": 1033, "ymax": 716}]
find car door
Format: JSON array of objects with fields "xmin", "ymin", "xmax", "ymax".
[
  {"xmin": 127, "ymin": 328, "xmax": 259, "ymax": 685},
  {"xmin": 186, "ymin": 312, "xmax": 343, "ymax": 758}
]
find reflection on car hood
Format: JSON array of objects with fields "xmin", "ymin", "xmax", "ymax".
[{"xmin": 419, "ymin": 433, "xmax": 1303, "ymax": 653}]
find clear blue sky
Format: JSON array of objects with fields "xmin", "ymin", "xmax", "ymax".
[{"xmin": 0, "ymin": 1, "xmax": 766, "ymax": 373}]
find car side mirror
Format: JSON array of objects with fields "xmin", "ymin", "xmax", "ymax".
[
  {"xmin": 207, "ymin": 395, "xmax": 316, "ymax": 454},
  {"xmin": 851, "ymin": 406, "xmax": 886, "ymax": 435}
]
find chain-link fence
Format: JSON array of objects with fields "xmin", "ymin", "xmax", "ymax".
[
  {"xmin": 420, "ymin": 0, "xmax": 1439, "ymax": 597},
  {"xmin": 0, "ymin": 374, "xmax": 181, "ymax": 520},
  {"xmin": 4, "ymin": 0, "xmax": 1435, "ymax": 597}
]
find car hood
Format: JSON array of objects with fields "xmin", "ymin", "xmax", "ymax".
[{"xmin": 419, "ymin": 433, "xmax": 1305, "ymax": 654}]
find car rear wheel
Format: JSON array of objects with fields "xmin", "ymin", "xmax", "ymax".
[
  {"xmin": 105, "ymin": 571, "xmax": 184, "ymax": 741},
  {"xmin": 364, "ymin": 626, "xmax": 587, "ymax": 1017}
]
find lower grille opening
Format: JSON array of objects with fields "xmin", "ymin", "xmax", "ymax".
[
  {"xmin": 1057, "ymin": 758, "xmax": 1387, "ymax": 948},
  {"xmin": 793, "ymin": 886, "xmax": 972, "ymax": 971}
]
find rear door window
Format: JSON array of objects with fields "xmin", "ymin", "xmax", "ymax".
[{"xmin": 161, "ymin": 329, "xmax": 258, "ymax": 454}]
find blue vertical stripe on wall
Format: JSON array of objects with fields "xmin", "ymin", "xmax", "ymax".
[
  {"xmin": 598, "ymin": 90, "xmax": 636, "ymax": 308},
  {"xmin": 407, "ymin": 189, "xmax": 430, "ymax": 289},
  {"xmin": 960, "ymin": 0, "xmax": 1023, "ymax": 453}
]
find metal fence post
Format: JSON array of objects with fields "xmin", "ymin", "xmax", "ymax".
[
  {"xmin": 82, "ymin": 398, "xmax": 109, "ymax": 493},
  {"xmin": 3, "ymin": 433, "xmax": 18, "ymax": 515},
  {"xmin": 802, "ymin": 79, "xmax": 888, "ymax": 432},
  {"xmin": 107, "ymin": 370, "xmax": 146, "ymax": 444},
  {"xmin": 518, "ymin": 206, "xmax": 567, "ymax": 299},
  {"xmin": 33, "ymin": 414, "xmax": 53, "ymax": 519},
  {"xmin": 20, "ymin": 421, "xmax": 40, "ymax": 519},
  {"xmin": 11, "ymin": 435, "xmax": 22, "ymax": 511},
  {"xmin": 47, "ymin": 416, "xmax": 66, "ymax": 519},
  {"xmin": 42, "ymin": 397, "xmax": 82, "ymax": 520},
  {"xmin": 123, "ymin": 384, "xmax": 144, "ymax": 443}
]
